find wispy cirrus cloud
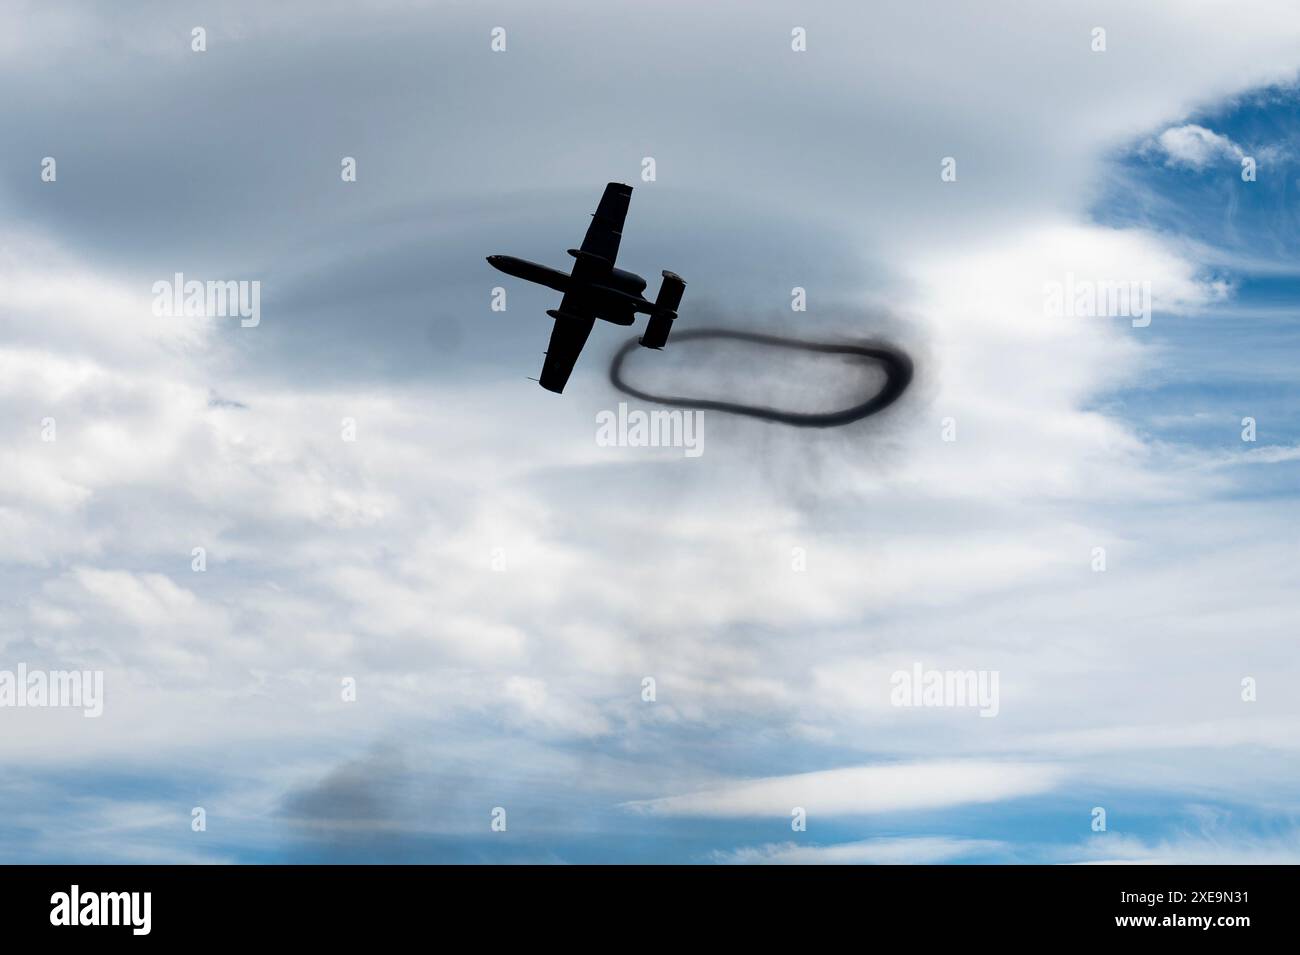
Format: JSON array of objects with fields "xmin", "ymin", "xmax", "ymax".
[
  {"xmin": 625, "ymin": 761, "xmax": 1065, "ymax": 818},
  {"xmin": 713, "ymin": 836, "xmax": 1004, "ymax": 865}
]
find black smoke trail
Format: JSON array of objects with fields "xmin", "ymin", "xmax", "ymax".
[{"xmin": 609, "ymin": 328, "xmax": 913, "ymax": 427}]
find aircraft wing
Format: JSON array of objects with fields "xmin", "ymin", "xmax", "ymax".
[
  {"xmin": 539, "ymin": 302, "xmax": 596, "ymax": 393},
  {"xmin": 578, "ymin": 182, "xmax": 633, "ymax": 265},
  {"xmin": 537, "ymin": 183, "xmax": 632, "ymax": 392}
]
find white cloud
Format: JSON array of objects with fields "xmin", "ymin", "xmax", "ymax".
[
  {"xmin": 1068, "ymin": 826, "xmax": 1300, "ymax": 865},
  {"xmin": 714, "ymin": 836, "xmax": 1002, "ymax": 865},
  {"xmin": 1152, "ymin": 124, "xmax": 1247, "ymax": 168},
  {"xmin": 625, "ymin": 761, "xmax": 1065, "ymax": 817}
]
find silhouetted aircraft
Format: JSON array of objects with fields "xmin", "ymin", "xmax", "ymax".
[{"xmin": 487, "ymin": 182, "xmax": 686, "ymax": 393}]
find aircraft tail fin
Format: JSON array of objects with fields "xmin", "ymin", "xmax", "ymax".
[{"xmin": 640, "ymin": 271, "xmax": 686, "ymax": 349}]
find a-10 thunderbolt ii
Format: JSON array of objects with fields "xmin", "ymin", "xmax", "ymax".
[{"xmin": 487, "ymin": 182, "xmax": 686, "ymax": 393}]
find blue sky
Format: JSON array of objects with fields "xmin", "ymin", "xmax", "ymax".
[
  {"xmin": 2, "ymin": 1, "xmax": 1299, "ymax": 865},
  {"xmin": 1098, "ymin": 86, "xmax": 1300, "ymax": 467}
]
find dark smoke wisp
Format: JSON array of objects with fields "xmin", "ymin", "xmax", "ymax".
[{"xmin": 609, "ymin": 328, "xmax": 913, "ymax": 427}]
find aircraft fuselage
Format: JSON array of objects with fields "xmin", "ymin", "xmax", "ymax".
[{"xmin": 487, "ymin": 254, "xmax": 651, "ymax": 326}]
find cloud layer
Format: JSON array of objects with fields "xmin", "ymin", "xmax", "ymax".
[{"xmin": 1, "ymin": 0, "xmax": 1298, "ymax": 863}]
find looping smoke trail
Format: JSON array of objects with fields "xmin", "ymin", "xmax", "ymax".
[{"xmin": 608, "ymin": 328, "xmax": 914, "ymax": 427}]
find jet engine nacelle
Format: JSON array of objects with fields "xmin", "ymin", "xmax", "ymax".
[{"xmin": 640, "ymin": 271, "xmax": 686, "ymax": 349}]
